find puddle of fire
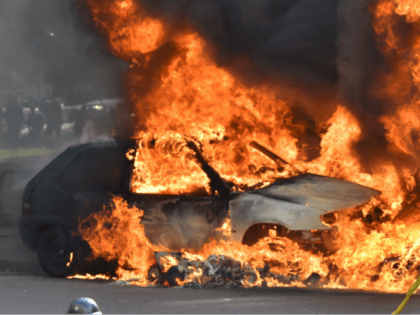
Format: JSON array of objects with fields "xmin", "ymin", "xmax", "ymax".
[
  {"xmin": 72, "ymin": 0, "xmax": 420, "ymax": 294},
  {"xmin": 68, "ymin": 274, "xmax": 116, "ymax": 281}
]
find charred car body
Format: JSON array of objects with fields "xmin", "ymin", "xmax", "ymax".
[{"xmin": 18, "ymin": 138, "xmax": 380, "ymax": 277}]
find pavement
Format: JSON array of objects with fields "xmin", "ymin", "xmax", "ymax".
[
  {"xmin": 0, "ymin": 273, "xmax": 414, "ymax": 314},
  {"xmin": 0, "ymin": 227, "xmax": 45, "ymax": 275}
]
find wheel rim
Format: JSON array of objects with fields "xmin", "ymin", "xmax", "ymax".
[{"xmin": 45, "ymin": 233, "xmax": 70, "ymax": 266}]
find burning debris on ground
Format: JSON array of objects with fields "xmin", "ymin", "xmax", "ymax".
[{"xmin": 110, "ymin": 249, "xmax": 325, "ymax": 290}]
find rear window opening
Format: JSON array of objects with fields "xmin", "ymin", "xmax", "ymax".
[{"xmin": 130, "ymin": 138, "xmax": 212, "ymax": 196}]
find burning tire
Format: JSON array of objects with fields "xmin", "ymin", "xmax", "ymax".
[
  {"xmin": 37, "ymin": 226, "xmax": 77, "ymax": 277},
  {"xmin": 165, "ymin": 265, "xmax": 185, "ymax": 287},
  {"xmin": 148, "ymin": 264, "xmax": 165, "ymax": 285}
]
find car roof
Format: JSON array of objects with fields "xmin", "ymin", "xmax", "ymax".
[{"xmin": 69, "ymin": 137, "xmax": 136, "ymax": 149}]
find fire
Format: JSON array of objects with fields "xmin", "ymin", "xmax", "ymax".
[
  {"xmin": 66, "ymin": 252, "xmax": 73, "ymax": 268},
  {"xmin": 79, "ymin": 196, "xmax": 156, "ymax": 284},
  {"xmin": 68, "ymin": 274, "xmax": 115, "ymax": 281},
  {"xmin": 216, "ymin": 215, "xmax": 232, "ymax": 238},
  {"xmin": 87, "ymin": 0, "xmax": 166, "ymax": 58},
  {"xmin": 395, "ymin": 0, "xmax": 420, "ymax": 22},
  {"xmin": 308, "ymin": 106, "xmax": 403, "ymax": 212},
  {"xmin": 382, "ymin": 101, "xmax": 420, "ymax": 159},
  {"xmin": 80, "ymin": 197, "xmax": 329, "ymax": 287},
  {"xmin": 134, "ymin": 31, "xmax": 297, "ymax": 189},
  {"xmin": 130, "ymin": 132, "xmax": 211, "ymax": 194},
  {"xmin": 71, "ymin": 0, "xmax": 420, "ymax": 294}
]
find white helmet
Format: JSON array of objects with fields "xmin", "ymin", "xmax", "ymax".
[{"xmin": 67, "ymin": 297, "xmax": 102, "ymax": 314}]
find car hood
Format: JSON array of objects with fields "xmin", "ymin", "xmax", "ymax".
[{"xmin": 247, "ymin": 173, "xmax": 381, "ymax": 213}]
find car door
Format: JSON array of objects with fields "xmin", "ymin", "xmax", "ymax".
[
  {"xmin": 53, "ymin": 145, "xmax": 132, "ymax": 231},
  {"xmin": 128, "ymin": 139, "xmax": 231, "ymax": 250},
  {"xmin": 128, "ymin": 192, "xmax": 228, "ymax": 250},
  {"xmin": 126, "ymin": 140, "xmax": 230, "ymax": 251}
]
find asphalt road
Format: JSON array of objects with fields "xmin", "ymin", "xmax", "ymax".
[{"xmin": 0, "ymin": 272, "xmax": 416, "ymax": 314}]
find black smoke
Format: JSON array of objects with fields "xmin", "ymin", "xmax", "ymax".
[
  {"xmin": 2, "ymin": 0, "xmax": 128, "ymax": 104},
  {"xmin": 139, "ymin": 0, "xmax": 340, "ymax": 94}
]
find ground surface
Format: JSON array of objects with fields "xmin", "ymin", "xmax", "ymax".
[
  {"xmin": 0, "ymin": 131, "xmax": 416, "ymax": 314},
  {"xmin": 0, "ymin": 272, "xmax": 417, "ymax": 314}
]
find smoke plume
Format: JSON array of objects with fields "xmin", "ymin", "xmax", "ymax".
[
  {"xmin": 0, "ymin": 0, "xmax": 128, "ymax": 104},
  {"xmin": 139, "ymin": 0, "xmax": 339, "ymax": 94}
]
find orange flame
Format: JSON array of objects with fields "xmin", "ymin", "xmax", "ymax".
[
  {"xmin": 87, "ymin": 0, "xmax": 166, "ymax": 58},
  {"xmin": 79, "ymin": 196, "xmax": 157, "ymax": 284},
  {"xmin": 395, "ymin": 0, "xmax": 420, "ymax": 22}
]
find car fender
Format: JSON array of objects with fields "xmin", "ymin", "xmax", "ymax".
[
  {"xmin": 229, "ymin": 192, "xmax": 330, "ymax": 243},
  {"xmin": 19, "ymin": 215, "xmax": 72, "ymax": 250},
  {"xmin": 228, "ymin": 173, "xmax": 380, "ymax": 243}
]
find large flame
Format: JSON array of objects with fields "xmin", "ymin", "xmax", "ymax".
[{"xmin": 76, "ymin": 0, "xmax": 420, "ymax": 293}]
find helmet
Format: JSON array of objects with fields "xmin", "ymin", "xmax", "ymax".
[{"xmin": 67, "ymin": 297, "xmax": 102, "ymax": 314}]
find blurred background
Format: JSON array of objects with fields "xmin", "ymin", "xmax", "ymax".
[{"xmin": 0, "ymin": 0, "xmax": 133, "ymax": 150}]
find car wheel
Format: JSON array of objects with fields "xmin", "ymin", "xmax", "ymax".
[
  {"xmin": 166, "ymin": 266, "xmax": 185, "ymax": 287},
  {"xmin": 148, "ymin": 264, "xmax": 165, "ymax": 285},
  {"xmin": 37, "ymin": 226, "xmax": 76, "ymax": 277}
]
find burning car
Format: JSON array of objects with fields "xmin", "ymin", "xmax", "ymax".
[{"xmin": 18, "ymin": 136, "xmax": 380, "ymax": 278}]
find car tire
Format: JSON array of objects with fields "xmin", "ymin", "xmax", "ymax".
[
  {"xmin": 148, "ymin": 264, "xmax": 165, "ymax": 285},
  {"xmin": 165, "ymin": 266, "xmax": 185, "ymax": 287},
  {"xmin": 37, "ymin": 226, "xmax": 77, "ymax": 277}
]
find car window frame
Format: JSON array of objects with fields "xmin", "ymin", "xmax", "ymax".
[
  {"xmin": 129, "ymin": 155, "xmax": 213, "ymax": 197},
  {"xmin": 56, "ymin": 145, "xmax": 131, "ymax": 195}
]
